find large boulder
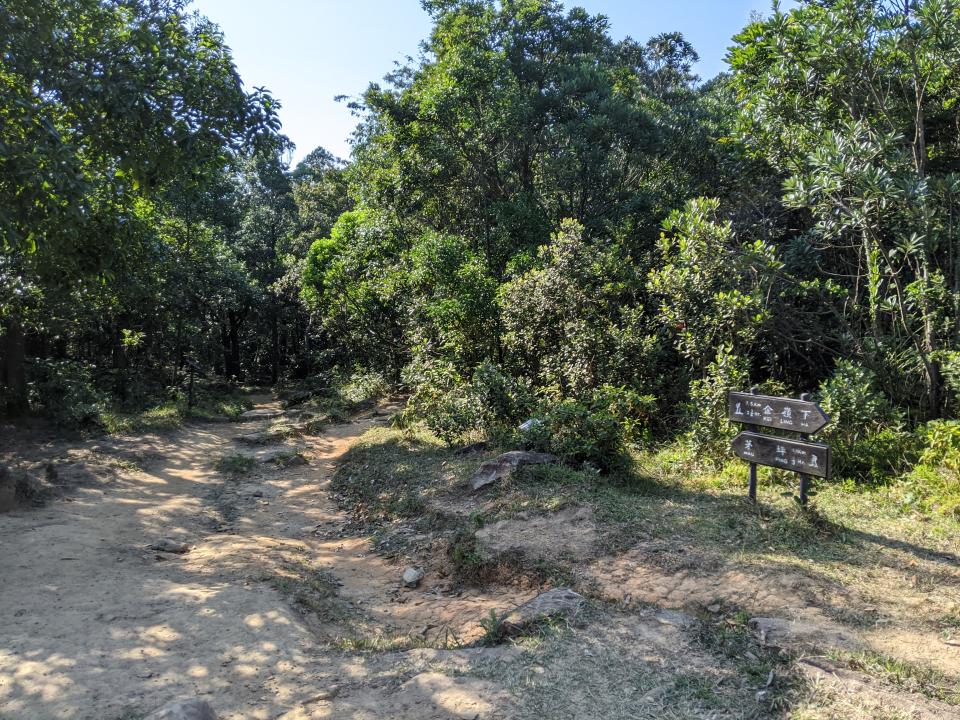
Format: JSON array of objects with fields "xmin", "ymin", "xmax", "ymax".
[
  {"xmin": 144, "ymin": 698, "xmax": 217, "ymax": 720},
  {"xmin": 749, "ymin": 615, "xmax": 861, "ymax": 652},
  {"xmin": 469, "ymin": 451, "xmax": 557, "ymax": 491}
]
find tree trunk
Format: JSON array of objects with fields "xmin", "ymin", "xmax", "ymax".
[
  {"xmin": 1, "ymin": 317, "xmax": 28, "ymax": 415},
  {"xmin": 227, "ymin": 311, "xmax": 242, "ymax": 380},
  {"xmin": 270, "ymin": 311, "xmax": 280, "ymax": 385}
]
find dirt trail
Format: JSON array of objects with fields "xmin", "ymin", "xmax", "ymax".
[
  {"xmin": 0, "ymin": 397, "xmax": 529, "ymax": 720},
  {"xmin": 2, "ymin": 396, "xmax": 958, "ymax": 719}
]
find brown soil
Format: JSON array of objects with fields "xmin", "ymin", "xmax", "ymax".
[
  {"xmin": 0, "ymin": 397, "xmax": 531, "ymax": 719},
  {"xmin": 1, "ymin": 395, "xmax": 957, "ymax": 719}
]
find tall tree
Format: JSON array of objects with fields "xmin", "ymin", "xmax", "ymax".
[
  {"xmin": 730, "ymin": 0, "xmax": 960, "ymax": 416},
  {"xmin": 0, "ymin": 0, "xmax": 278, "ymax": 412}
]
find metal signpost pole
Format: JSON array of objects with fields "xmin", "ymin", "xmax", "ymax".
[
  {"xmin": 798, "ymin": 393, "xmax": 812, "ymax": 507},
  {"xmin": 748, "ymin": 387, "xmax": 758, "ymax": 502}
]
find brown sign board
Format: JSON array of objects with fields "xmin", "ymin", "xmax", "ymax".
[
  {"xmin": 728, "ymin": 392, "xmax": 830, "ymax": 434},
  {"xmin": 731, "ymin": 431, "xmax": 831, "ymax": 479}
]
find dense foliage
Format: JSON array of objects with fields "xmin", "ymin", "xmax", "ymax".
[{"xmin": 4, "ymin": 0, "xmax": 960, "ymax": 504}]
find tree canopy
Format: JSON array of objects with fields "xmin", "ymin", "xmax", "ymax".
[{"xmin": 5, "ymin": 0, "xmax": 960, "ymax": 488}]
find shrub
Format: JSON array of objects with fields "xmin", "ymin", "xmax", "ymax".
[
  {"xmin": 341, "ymin": 369, "xmax": 391, "ymax": 405},
  {"xmin": 686, "ymin": 346, "xmax": 750, "ymax": 462},
  {"xmin": 898, "ymin": 420, "xmax": 960, "ymax": 518},
  {"xmin": 919, "ymin": 419, "xmax": 960, "ymax": 471},
  {"xmin": 817, "ymin": 361, "xmax": 916, "ymax": 483},
  {"xmin": 499, "ymin": 219, "xmax": 659, "ymax": 398},
  {"xmin": 521, "ymin": 386, "xmax": 654, "ymax": 472},
  {"xmin": 403, "ymin": 359, "xmax": 533, "ymax": 444},
  {"xmin": 31, "ymin": 360, "xmax": 104, "ymax": 427}
]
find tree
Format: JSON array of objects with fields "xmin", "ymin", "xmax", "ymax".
[
  {"xmin": 730, "ymin": 0, "xmax": 960, "ymax": 416},
  {"xmin": 351, "ymin": 0, "xmax": 674, "ymax": 280},
  {"xmin": 0, "ymin": 0, "xmax": 279, "ymax": 413}
]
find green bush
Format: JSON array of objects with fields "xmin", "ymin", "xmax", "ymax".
[
  {"xmin": 403, "ymin": 359, "xmax": 533, "ymax": 444},
  {"xmin": 521, "ymin": 386, "xmax": 654, "ymax": 472},
  {"xmin": 340, "ymin": 369, "xmax": 391, "ymax": 405},
  {"xmin": 499, "ymin": 219, "xmax": 659, "ymax": 399},
  {"xmin": 31, "ymin": 360, "xmax": 104, "ymax": 427},
  {"xmin": 897, "ymin": 420, "xmax": 960, "ymax": 518},
  {"xmin": 817, "ymin": 361, "xmax": 916, "ymax": 483},
  {"xmin": 919, "ymin": 419, "xmax": 960, "ymax": 471},
  {"xmin": 686, "ymin": 346, "xmax": 750, "ymax": 462}
]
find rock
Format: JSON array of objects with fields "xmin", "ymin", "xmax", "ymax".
[
  {"xmin": 150, "ymin": 538, "xmax": 191, "ymax": 554},
  {"xmin": 798, "ymin": 657, "xmax": 957, "ymax": 719},
  {"xmin": 276, "ymin": 452, "xmax": 308, "ymax": 467},
  {"xmin": 403, "ymin": 567, "xmax": 424, "ymax": 588},
  {"xmin": 235, "ymin": 426, "xmax": 298, "ymax": 445},
  {"xmin": 469, "ymin": 450, "xmax": 558, "ymax": 491},
  {"xmin": 518, "ymin": 418, "xmax": 543, "ymax": 432},
  {"xmin": 474, "ymin": 506, "xmax": 596, "ymax": 562},
  {"xmin": 500, "ymin": 588, "xmax": 584, "ymax": 635},
  {"xmin": 144, "ymin": 698, "xmax": 217, "ymax": 720},
  {"xmin": 454, "ymin": 441, "xmax": 490, "ymax": 455},
  {"xmin": 239, "ymin": 408, "xmax": 283, "ymax": 420},
  {"xmin": 748, "ymin": 615, "xmax": 861, "ymax": 652},
  {"xmin": 283, "ymin": 388, "xmax": 329, "ymax": 407},
  {"xmin": 653, "ymin": 608, "xmax": 696, "ymax": 628}
]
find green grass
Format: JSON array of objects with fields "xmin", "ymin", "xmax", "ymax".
[
  {"xmin": 332, "ymin": 633, "xmax": 435, "ymax": 654},
  {"xmin": 330, "ymin": 422, "xmax": 960, "ymax": 635},
  {"xmin": 100, "ymin": 387, "xmax": 252, "ymax": 434},
  {"xmin": 829, "ymin": 650, "xmax": 960, "ymax": 706},
  {"xmin": 269, "ymin": 559, "xmax": 349, "ymax": 622},
  {"xmin": 215, "ymin": 453, "xmax": 256, "ymax": 475}
]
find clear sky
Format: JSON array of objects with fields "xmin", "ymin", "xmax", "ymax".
[{"xmin": 189, "ymin": 1, "xmax": 787, "ymax": 165}]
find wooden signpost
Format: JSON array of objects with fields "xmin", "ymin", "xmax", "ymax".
[{"xmin": 728, "ymin": 389, "xmax": 831, "ymax": 506}]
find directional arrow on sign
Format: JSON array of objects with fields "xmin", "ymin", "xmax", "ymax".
[
  {"xmin": 728, "ymin": 392, "xmax": 830, "ymax": 434},
  {"xmin": 731, "ymin": 431, "xmax": 831, "ymax": 479}
]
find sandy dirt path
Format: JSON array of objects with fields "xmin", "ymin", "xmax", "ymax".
[{"xmin": 0, "ymin": 397, "xmax": 526, "ymax": 720}]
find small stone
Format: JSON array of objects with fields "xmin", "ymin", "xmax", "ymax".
[
  {"xmin": 144, "ymin": 698, "xmax": 217, "ymax": 720},
  {"xmin": 402, "ymin": 567, "xmax": 424, "ymax": 588},
  {"xmin": 707, "ymin": 603, "xmax": 721, "ymax": 613},
  {"xmin": 303, "ymin": 686, "xmax": 340, "ymax": 704},
  {"xmin": 150, "ymin": 538, "xmax": 191, "ymax": 554},
  {"xmin": 641, "ymin": 685, "xmax": 669, "ymax": 703}
]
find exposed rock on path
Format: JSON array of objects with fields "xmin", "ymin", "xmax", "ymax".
[
  {"xmin": 145, "ymin": 698, "xmax": 218, "ymax": 720},
  {"xmin": 469, "ymin": 450, "xmax": 557, "ymax": 490},
  {"xmin": 475, "ymin": 505, "xmax": 596, "ymax": 562},
  {"xmin": 239, "ymin": 408, "xmax": 284, "ymax": 420},
  {"xmin": 500, "ymin": 588, "xmax": 585, "ymax": 636}
]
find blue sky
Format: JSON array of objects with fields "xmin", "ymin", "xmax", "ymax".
[{"xmin": 190, "ymin": 1, "xmax": 787, "ymax": 165}]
